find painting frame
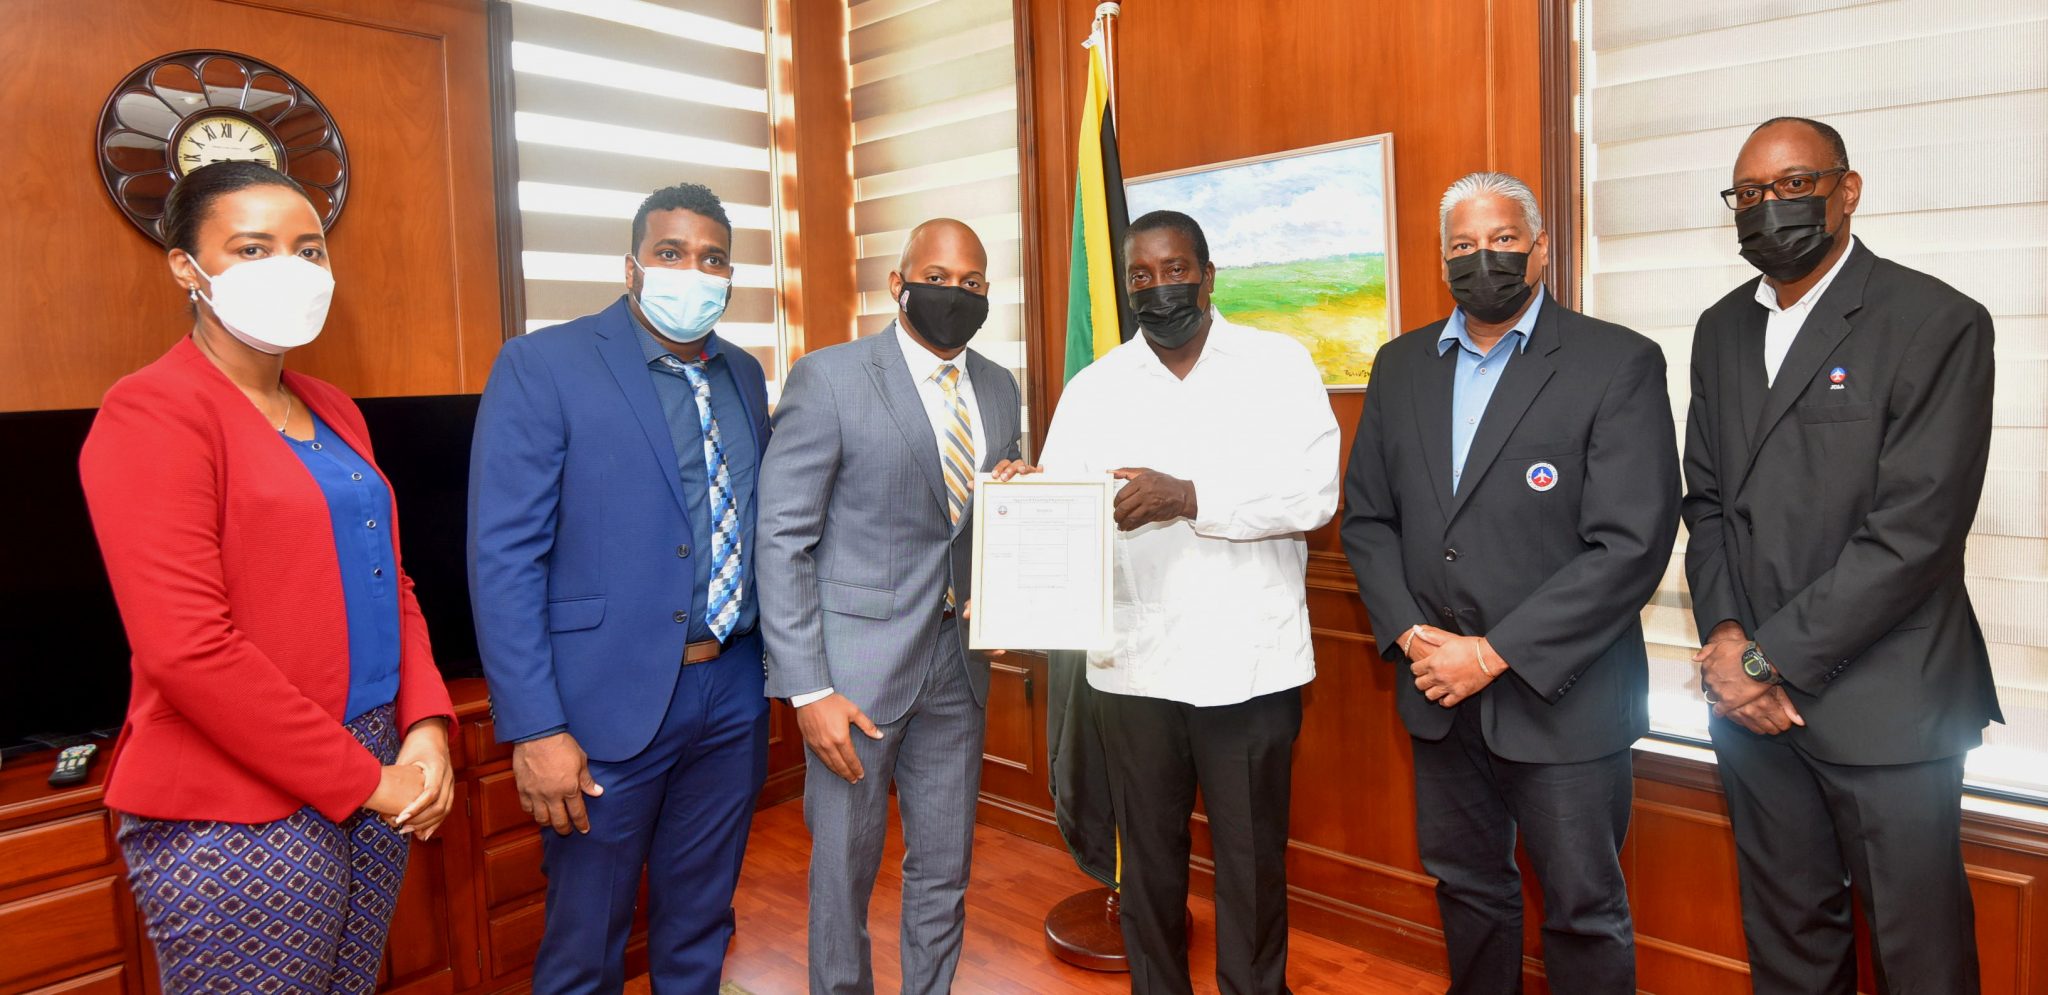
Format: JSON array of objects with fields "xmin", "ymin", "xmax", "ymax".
[{"xmin": 1127, "ymin": 133, "xmax": 1400, "ymax": 392}]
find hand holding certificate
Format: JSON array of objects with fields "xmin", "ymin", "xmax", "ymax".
[{"xmin": 968, "ymin": 469, "xmax": 1115, "ymax": 651}]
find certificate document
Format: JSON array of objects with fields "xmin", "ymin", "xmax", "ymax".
[{"xmin": 968, "ymin": 475, "xmax": 1115, "ymax": 651}]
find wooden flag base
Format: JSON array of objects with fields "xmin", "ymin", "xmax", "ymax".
[
  {"xmin": 1043, "ymin": 887, "xmax": 1193, "ymax": 973},
  {"xmin": 1045, "ymin": 887, "xmax": 1127, "ymax": 971}
]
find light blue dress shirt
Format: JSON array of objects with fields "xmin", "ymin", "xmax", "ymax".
[{"xmin": 1439, "ymin": 286, "xmax": 1545, "ymax": 493}]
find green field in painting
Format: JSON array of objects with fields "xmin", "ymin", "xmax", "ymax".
[{"xmin": 1210, "ymin": 253, "xmax": 1390, "ymax": 385}]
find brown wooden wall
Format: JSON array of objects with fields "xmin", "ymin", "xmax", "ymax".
[
  {"xmin": 774, "ymin": 0, "xmax": 860, "ymax": 358},
  {"xmin": 0, "ymin": 0, "xmax": 505, "ymax": 412},
  {"xmin": 996, "ymin": 2, "xmax": 2048, "ymax": 993}
]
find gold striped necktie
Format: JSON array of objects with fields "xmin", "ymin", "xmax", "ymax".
[
  {"xmin": 934, "ymin": 363, "xmax": 975, "ymax": 526},
  {"xmin": 934, "ymin": 363, "xmax": 973, "ymax": 609}
]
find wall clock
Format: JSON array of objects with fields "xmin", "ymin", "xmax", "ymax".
[{"xmin": 96, "ymin": 51, "xmax": 349, "ymax": 245}]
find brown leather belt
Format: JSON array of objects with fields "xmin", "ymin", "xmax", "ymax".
[{"xmin": 683, "ymin": 626, "xmax": 755, "ymax": 665}]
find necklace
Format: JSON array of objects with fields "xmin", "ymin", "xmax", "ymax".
[
  {"xmin": 191, "ymin": 330, "xmax": 293, "ymax": 431},
  {"xmin": 272, "ymin": 390, "xmax": 295, "ymax": 432}
]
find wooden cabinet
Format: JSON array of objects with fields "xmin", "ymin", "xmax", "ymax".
[
  {"xmin": 0, "ymin": 771, "xmax": 139, "ymax": 995},
  {"xmin": 976, "ymin": 652, "xmax": 1062, "ymax": 848},
  {"xmin": 0, "ymin": 679, "xmax": 807, "ymax": 995}
]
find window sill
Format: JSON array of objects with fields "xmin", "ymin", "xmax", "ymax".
[{"xmin": 1630, "ymin": 735, "xmax": 2048, "ymax": 829}]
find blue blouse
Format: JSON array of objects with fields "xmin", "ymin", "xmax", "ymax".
[{"xmin": 283, "ymin": 413, "xmax": 402, "ymax": 721}]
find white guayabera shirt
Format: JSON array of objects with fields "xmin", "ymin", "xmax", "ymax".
[{"xmin": 1039, "ymin": 314, "xmax": 1341, "ymax": 707}]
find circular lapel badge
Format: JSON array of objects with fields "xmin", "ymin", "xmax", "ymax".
[{"xmin": 1526, "ymin": 461, "xmax": 1558, "ymax": 492}]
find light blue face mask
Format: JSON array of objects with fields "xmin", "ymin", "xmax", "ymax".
[{"xmin": 629, "ymin": 256, "xmax": 731, "ymax": 343}]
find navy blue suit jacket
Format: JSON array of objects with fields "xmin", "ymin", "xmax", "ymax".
[{"xmin": 468, "ymin": 297, "xmax": 771, "ymax": 761}]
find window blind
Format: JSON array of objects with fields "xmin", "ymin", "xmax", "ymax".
[
  {"xmin": 846, "ymin": 0, "xmax": 1029, "ymax": 447},
  {"xmin": 1581, "ymin": 0, "xmax": 2048, "ymax": 798},
  {"xmin": 506, "ymin": 0, "xmax": 786, "ymax": 390}
]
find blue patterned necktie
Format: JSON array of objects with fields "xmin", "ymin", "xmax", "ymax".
[{"xmin": 668, "ymin": 357, "xmax": 743, "ymax": 641}]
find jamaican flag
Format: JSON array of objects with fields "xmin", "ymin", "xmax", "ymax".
[
  {"xmin": 1048, "ymin": 13, "xmax": 1126, "ymax": 893},
  {"xmin": 1061, "ymin": 19, "xmax": 1133, "ymax": 383}
]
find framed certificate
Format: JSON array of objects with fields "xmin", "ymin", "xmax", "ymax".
[{"xmin": 967, "ymin": 475, "xmax": 1115, "ymax": 651}]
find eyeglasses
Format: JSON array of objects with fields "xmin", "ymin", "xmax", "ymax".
[{"xmin": 1720, "ymin": 168, "xmax": 1846, "ymax": 210}]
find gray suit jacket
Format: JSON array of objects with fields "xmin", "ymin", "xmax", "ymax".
[{"xmin": 758, "ymin": 325, "xmax": 1023, "ymax": 724}]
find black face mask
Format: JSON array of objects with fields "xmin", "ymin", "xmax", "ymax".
[
  {"xmin": 1130, "ymin": 282, "xmax": 1207, "ymax": 349},
  {"xmin": 1446, "ymin": 249, "xmax": 1535, "ymax": 324},
  {"xmin": 1736, "ymin": 196, "xmax": 1837, "ymax": 283},
  {"xmin": 898, "ymin": 283, "xmax": 990, "ymax": 351}
]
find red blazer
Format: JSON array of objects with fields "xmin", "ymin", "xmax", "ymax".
[{"xmin": 78, "ymin": 338, "xmax": 456, "ymax": 823}]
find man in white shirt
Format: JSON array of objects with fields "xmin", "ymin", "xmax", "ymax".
[
  {"xmin": 1035, "ymin": 210, "xmax": 1340, "ymax": 995},
  {"xmin": 757, "ymin": 219, "xmax": 1024, "ymax": 995}
]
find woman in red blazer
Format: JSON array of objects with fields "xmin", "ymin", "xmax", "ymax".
[{"xmin": 78, "ymin": 161, "xmax": 456, "ymax": 995}]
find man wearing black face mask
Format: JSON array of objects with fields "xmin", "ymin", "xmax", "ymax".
[
  {"xmin": 1034, "ymin": 210, "xmax": 1340, "ymax": 995},
  {"xmin": 1684, "ymin": 117, "xmax": 1998, "ymax": 995},
  {"xmin": 758, "ymin": 218, "xmax": 1024, "ymax": 995},
  {"xmin": 1341, "ymin": 172, "xmax": 1679, "ymax": 994}
]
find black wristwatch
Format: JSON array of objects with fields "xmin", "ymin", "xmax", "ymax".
[{"xmin": 1741, "ymin": 641, "xmax": 1783, "ymax": 685}]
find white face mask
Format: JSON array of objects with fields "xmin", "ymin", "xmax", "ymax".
[
  {"xmin": 629, "ymin": 256, "xmax": 730, "ymax": 343},
  {"xmin": 193, "ymin": 255, "xmax": 336, "ymax": 355}
]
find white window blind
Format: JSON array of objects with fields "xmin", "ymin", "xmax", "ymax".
[
  {"xmin": 506, "ymin": 0, "xmax": 786, "ymax": 390},
  {"xmin": 1581, "ymin": 0, "xmax": 2048, "ymax": 798},
  {"xmin": 847, "ymin": 0, "xmax": 1029, "ymax": 445}
]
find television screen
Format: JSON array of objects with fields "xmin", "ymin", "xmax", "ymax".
[
  {"xmin": 355, "ymin": 394, "xmax": 484, "ymax": 681},
  {"xmin": 0, "ymin": 408, "xmax": 131, "ymax": 751},
  {"xmin": 0, "ymin": 394, "xmax": 483, "ymax": 752}
]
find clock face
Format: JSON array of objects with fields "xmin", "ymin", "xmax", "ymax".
[
  {"xmin": 173, "ymin": 113, "xmax": 281, "ymax": 176},
  {"xmin": 96, "ymin": 51, "xmax": 349, "ymax": 244}
]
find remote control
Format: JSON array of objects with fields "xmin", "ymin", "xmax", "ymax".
[{"xmin": 49, "ymin": 744, "xmax": 97, "ymax": 787}]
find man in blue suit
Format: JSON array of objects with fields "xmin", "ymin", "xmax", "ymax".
[{"xmin": 469, "ymin": 182, "xmax": 771, "ymax": 994}]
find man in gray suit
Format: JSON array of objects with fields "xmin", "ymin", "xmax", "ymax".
[{"xmin": 758, "ymin": 218, "xmax": 1024, "ymax": 995}]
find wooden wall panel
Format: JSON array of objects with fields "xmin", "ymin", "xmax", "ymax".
[
  {"xmin": 0, "ymin": 0, "xmax": 503, "ymax": 412},
  {"xmin": 1005, "ymin": 3, "xmax": 2048, "ymax": 994},
  {"xmin": 777, "ymin": 0, "xmax": 859, "ymax": 359}
]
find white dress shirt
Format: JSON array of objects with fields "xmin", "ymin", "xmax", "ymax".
[
  {"xmin": 1757, "ymin": 238, "xmax": 1856, "ymax": 386},
  {"xmin": 1038, "ymin": 315, "xmax": 1341, "ymax": 706},
  {"xmin": 893, "ymin": 323, "xmax": 988, "ymax": 466},
  {"xmin": 790, "ymin": 323, "xmax": 988, "ymax": 709}
]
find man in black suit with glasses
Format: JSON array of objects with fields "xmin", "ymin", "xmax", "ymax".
[{"xmin": 1683, "ymin": 116, "xmax": 2001, "ymax": 994}]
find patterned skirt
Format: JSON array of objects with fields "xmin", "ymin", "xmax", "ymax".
[{"xmin": 118, "ymin": 703, "xmax": 411, "ymax": 995}]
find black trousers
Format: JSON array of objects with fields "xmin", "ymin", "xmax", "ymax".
[
  {"xmin": 1095, "ymin": 685, "xmax": 1303, "ymax": 995},
  {"xmin": 1711, "ymin": 719, "xmax": 1979, "ymax": 995},
  {"xmin": 1412, "ymin": 700, "xmax": 1635, "ymax": 994}
]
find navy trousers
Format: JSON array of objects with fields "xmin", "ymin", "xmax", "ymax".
[
  {"xmin": 1412, "ymin": 700, "xmax": 1636, "ymax": 995},
  {"xmin": 531, "ymin": 632, "xmax": 770, "ymax": 995}
]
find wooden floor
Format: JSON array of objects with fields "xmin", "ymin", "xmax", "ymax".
[{"xmin": 641, "ymin": 797, "xmax": 1451, "ymax": 994}]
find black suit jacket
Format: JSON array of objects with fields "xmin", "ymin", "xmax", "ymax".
[
  {"xmin": 1342, "ymin": 296, "xmax": 1681, "ymax": 764},
  {"xmin": 1681, "ymin": 239, "xmax": 2001, "ymax": 765}
]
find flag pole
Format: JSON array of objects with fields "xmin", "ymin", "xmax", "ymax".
[{"xmin": 1096, "ymin": 2, "xmax": 1119, "ymax": 122}]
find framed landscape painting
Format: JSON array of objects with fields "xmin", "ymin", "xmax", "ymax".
[{"xmin": 1126, "ymin": 134, "xmax": 1399, "ymax": 389}]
